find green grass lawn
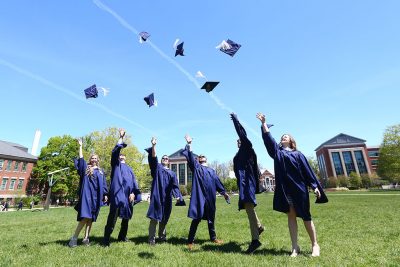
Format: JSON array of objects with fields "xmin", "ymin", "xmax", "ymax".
[{"xmin": 1, "ymin": 192, "xmax": 399, "ymax": 266}]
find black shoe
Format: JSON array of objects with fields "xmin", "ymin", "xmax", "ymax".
[
  {"xmin": 258, "ymin": 225, "xmax": 265, "ymax": 235},
  {"xmin": 157, "ymin": 237, "xmax": 167, "ymax": 243},
  {"xmin": 245, "ymin": 240, "xmax": 261, "ymax": 254},
  {"xmin": 102, "ymin": 238, "xmax": 110, "ymax": 247}
]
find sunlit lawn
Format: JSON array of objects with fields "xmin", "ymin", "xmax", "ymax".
[{"xmin": 1, "ymin": 192, "xmax": 399, "ymax": 266}]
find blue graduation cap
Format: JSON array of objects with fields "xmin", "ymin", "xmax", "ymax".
[
  {"xmin": 201, "ymin": 81, "xmax": 219, "ymax": 93},
  {"xmin": 84, "ymin": 84, "xmax": 98, "ymax": 99},
  {"xmin": 218, "ymin": 39, "xmax": 241, "ymax": 57},
  {"xmin": 144, "ymin": 93, "xmax": 157, "ymax": 107},
  {"xmin": 139, "ymin": 31, "xmax": 150, "ymax": 43},
  {"xmin": 175, "ymin": 41, "xmax": 185, "ymax": 57},
  {"xmin": 267, "ymin": 124, "xmax": 274, "ymax": 128}
]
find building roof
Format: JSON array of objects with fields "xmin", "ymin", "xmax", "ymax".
[
  {"xmin": 315, "ymin": 133, "xmax": 367, "ymax": 151},
  {"xmin": 0, "ymin": 140, "xmax": 37, "ymax": 161},
  {"xmin": 261, "ymin": 169, "xmax": 274, "ymax": 178},
  {"xmin": 169, "ymin": 149, "xmax": 198, "ymax": 160}
]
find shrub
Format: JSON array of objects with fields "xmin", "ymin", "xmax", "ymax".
[
  {"xmin": 348, "ymin": 172, "xmax": 362, "ymax": 189},
  {"xmin": 337, "ymin": 176, "xmax": 348, "ymax": 187},
  {"xmin": 327, "ymin": 177, "xmax": 338, "ymax": 188},
  {"xmin": 361, "ymin": 174, "xmax": 372, "ymax": 189},
  {"xmin": 186, "ymin": 182, "xmax": 192, "ymax": 196},
  {"xmin": 179, "ymin": 185, "xmax": 187, "ymax": 196}
]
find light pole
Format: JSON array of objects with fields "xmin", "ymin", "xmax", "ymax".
[{"xmin": 43, "ymin": 167, "xmax": 69, "ymax": 211}]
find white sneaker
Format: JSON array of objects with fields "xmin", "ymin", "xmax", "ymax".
[
  {"xmin": 290, "ymin": 246, "xmax": 300, "ymax": 257},
  {"xmin": 68, "ymin": 237, "xmax": 78, "ymax": 248},
  {"xmin": 82, "ymin": 238, "xmax": 90, "ymax": 246},
  {"xmin": 311, "ymin": 244, "xmax": 320, "ymax": 257}
]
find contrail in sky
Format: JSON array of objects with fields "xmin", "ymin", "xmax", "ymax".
[
  {"xmin": 92, "ymin": 0, "xmax": 260, "ymax": 137},
  {"xmin": 0, "ymin": 57, "xmax": 157, "ymax": 136}
]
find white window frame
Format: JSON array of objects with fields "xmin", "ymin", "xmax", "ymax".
[
  {"xmin": 0, "ymin": 159, "xmax": 4, "ymax": 171},
  {"xmin": 13, "ymin": 161, "xmax": 20, "ymax": 172},
  {"xmin": 21, "ymin": 162, "xmax": 28, "ymax": 173},
  {"xmin": 1, "ymin": 177, "xmax": 9, "ymax": 190},
  {"xmin": 9, "ymin": 178, "xmax": 17, "ymax": 190},
  {"xmin": 17, "ymin": 178, "xmax": 25, "ymax": 190}
]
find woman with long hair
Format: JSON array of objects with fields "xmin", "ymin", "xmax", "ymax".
[
  {"xmin": 68, "ymin": 139, "xmax": 108, "ymax": 247},
  {"xmin": 256, "ymin": 113, "xmax": 328, "ymax": 257}
]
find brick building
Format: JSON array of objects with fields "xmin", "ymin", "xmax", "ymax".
[
  {"xmin": 315, "ymin": 133, "xmax": 379, "ymax": 180},
  {"xmin": 0, "ymin": 140, "xmax": 37, "ymax": 203}
]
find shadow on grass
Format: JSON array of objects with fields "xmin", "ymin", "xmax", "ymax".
[
  {"xmin": 192, "ymin": 241, "xmax": 243, "ymax": 254},
  {"xmin": 38, "ymin": 236, "xmax": 118, "ymax": 247},
  {"xmin": 138, "ymin": 252, "xmax": 157, "ymax": 259},
  {"xmin": 253, "ymin": 247, "xmax": 288, "ymax": 256},
  {"xmin": 130, "ymin": 235, "xmax": 189, "ymax": 246}
]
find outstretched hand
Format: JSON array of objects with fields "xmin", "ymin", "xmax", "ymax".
[
  {"xmin": 314, "ymin": 188, "xmax": 321, "ymax": 199},
  {"xmin": 185, "ymin": 134, "xmax": 192, "ymax": 144},
  {"xmin": 256, "ymin": 112, "xmax": 266, "ymax": 123},
  {"xmin": 77, "ymin": 138, "xmax": 83, "ymax": 147},
  {"xmin": 119, "ymin": 128, "xmax": 126, "ymax": 138},
  {"xmin": 230, "ymin": 112, "xmax": 238, "ymax": 121},
  {"xmin": 151, "ymin": 137, "xmax": 157, "ymax": 146}
]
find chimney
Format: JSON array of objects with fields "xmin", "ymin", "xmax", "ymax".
[{"xmin": 31, "ymin": 129, "xmax": 41, "ymax": 156}]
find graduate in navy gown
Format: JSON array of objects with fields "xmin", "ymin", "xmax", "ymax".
[
  {"xmin": 103, "ymin": 129, "xmax": 142, "ymax": 246},
  {"xmin": 182, "ymin": 134, "xmax": 230, "ymax": 250},
  {"xmin": 230, "ymin": 113, "xmax": 265, "ymax": 254},
  {"xmin": 256, "ymin": 113, "xmax": 328, "ymax": 257},
  {"xmin": 145, "ymin": 137, "xmax": 184, "ymax": 245},
  {"xmin": 69, "ymin": 138, "xmax": 108, "ymax": 247}
]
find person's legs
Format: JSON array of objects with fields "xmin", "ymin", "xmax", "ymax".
[
  {"xmin": 244, "ymin": 202, "xmax": 260, "ymax": 241},
  {"xmin": 118, "ymin": 218, "xmax": 129, "ymax": 241},
  {"xmin": 303, "ymin": 220, "xmax": 320, "ymax": 257},
  {"xmin": 188, "ymin": 219, "xmax": 201, "ymax": 244},
  {"xmin": 103, "ymin": 206, "xmax": 119, "ymax": 245},
  {"xmin": 207, "ymin": 219, "xmax": 217, "ymax": 241},
  {"xmin": 69, "ymin": 219, "xmax": 87, "ymax": 247},
  {"xmin": 82, "ymin": 219, "xmax": 93, "ymax": 245},
  {"xmin": 148, "ymin": 219, "xmax": 158, "ymax": 244},
  {"xmin": 158, "ymin": 221, "xmax": 167, "ymax": 241},
  {"xmin": 287, "ymin": 206, "xmax": 300, "ymax": 257}
]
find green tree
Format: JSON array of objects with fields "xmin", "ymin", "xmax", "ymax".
[
  {"xmin": 307, "ymin": 156, "xmax": 321, "ymax": 178},
  {"xmin": 337, "ymin": 175, "xmax": 348, "ymax": 187},
  {"xmin": 84, "ymin": 127, "xmax": 152, "ymax": 190},
  {"xmin": 377, "ymin": 124, "xmax": 400, "ymax": 183},
  {"xmin": 30, "ymin": 135, "xmax": 80, "ymax": 199},
  {"xmin": 361, "ymin": 174, "xmax": 372, "ymax": 189}
]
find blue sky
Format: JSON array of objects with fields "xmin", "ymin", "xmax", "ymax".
[{"xmin": 1, "ymin": 1, "xmax": 399, "ymax": 172}]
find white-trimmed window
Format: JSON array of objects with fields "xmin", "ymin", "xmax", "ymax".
[
  {"xmin": 6, "ymin": 161, "xmax": 12, "ymax": 171},
  {"xmin": 17, "ymin": 178, "xmax": 25, "ymax": 190},
  {"xmin": 14, "ymin": 161, "xmax": 20, "ymax": 172},
  {"xmin": 1, "ymin": 178, "xmax": 8, "ymax": 190},
  {"xmin": 0, "ymin": 159, "xmax": 4, "ymax": 170},
  {"xmin": 21, "ymin": 162, "xmax": 27, "ymax": 172},
  {"xmin": 9, "ymin": 178, "xmax": 17, "ymax": 190}
]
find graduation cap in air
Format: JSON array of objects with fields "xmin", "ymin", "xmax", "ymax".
[
  {"xmin": 84, "ymin": 84, "xmax": 98, "ymax": 99},
  {"xmin": 84, "ymin": 84, "xmax": 110, "ymax": 99},
  {"xmin": 139, "ymin": 31, "xmax": 150, "ymax": 43},
  {"xmin": 201, "ymin": 81, "xmax": 219, "ymax": 93},
  {"xmin": 144, "ymin": 93, "xmax": 157, "ymax": 107},
  {"xmin": 175, "ymin": 198, "xmax": 186, "ymax": 206},
  {"xmin": 173, "ymin": 39, "xmax": 185, "ymax": 57},
  {"xmin": 216, "ymin": 39, "xmax": 241, "ymax": 57},
  {"xmin": 267, "ymin": 124, "xmax": 274, "ymax": 128}
]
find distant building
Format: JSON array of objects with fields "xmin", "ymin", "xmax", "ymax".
[
  {"xmin": 0, "ymin": 140, "xmax": 37, "ymax": 203},
  {"xmin": 168, "ymin": 149, "xmax": 197, "ymax": 186},
  {"xmin": 260, "ymin": 169, "xmax": 275, "ymax": 191},
  {"xmin": 315, "ymin": 133, "xmax": 379, "ymax": 179}
]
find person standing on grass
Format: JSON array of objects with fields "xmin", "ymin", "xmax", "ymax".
[
  {"xmin": 256, "ymin": 112, "xmax": 328, "ymax": 257},
  {"xmin": 182, "ymin": 134, "xmax": 230, "ymax": 250},
  {"xmin": 230, "ymin": 113, "xmax": 265, "ymax": 254},
  {"xmin": 69, "ymin": 138, "xmax": 108, "ymax": 247},
  {"xmin": 145, "ymin": 137, "xmax": 184, "ymax": 245},
  {"xmin": 103, "ymin": 129, "xmax": 142, "ymax": 246},
  {"xmin": 17, "ymin": 200, "xmax": 23, "ymax": 211}
]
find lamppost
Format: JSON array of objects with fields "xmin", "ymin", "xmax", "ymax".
[{"xmin": 43, "ymin": 167, "xmax": 69, "ymax": 211}]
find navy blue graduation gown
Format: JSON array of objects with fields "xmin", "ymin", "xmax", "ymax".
[
  {"xmin": 109, "ymin": 142, "xmax": 142, "ymax": 220},
  {"xmin": 145, "ymin": 148, "xmax": 183, "ymax": 223},
  {"xmin": 262, "ymin": 130, "xmax": 328, "ymax": 220},
  {"xmin": 232, "ymin": 115, "xmax": 260, "ymax": 210},
  {"xmin": 74, "ymin": 158, "xmax": 108, "ymax": 222},
  {"xmin": 182, "ymin": 145, "xmax": 226, "ymax": 221}
]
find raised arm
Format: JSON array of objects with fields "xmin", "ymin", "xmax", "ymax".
[
  {"xmin": 256, "ymin": 113, "xmax": 279, "ymax": 158},
  {"xmin": 230, "ymin": 113, "xmax": 251, "ymax": 148},
  {"xmin": 74, "ymin": 138, "xmax": 87, "ymax": 178},
  {"xmin": 144, "ymin": 137, "xmax": 158, "ymax": 178},
  {"xmin": 181, "ymin": 134, "xmax": 200, "ymax": 171},
  {"xmin": 111, "ymin": 129, "xmax": 127, "ymax": 167}
]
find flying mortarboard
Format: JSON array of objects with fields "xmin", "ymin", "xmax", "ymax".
[
  {"xmin": 216, "ymin": 39, "xmax": 241, "ymax": 57},
  {"xmin": 173, "ymin": 39, "xmax": 185, "ymax": 57},
  {"xmin": 201, "ymin": 81, "xmax": 219, "ymax": 93},
  {"xmin": 139, "ymin": 31, "xmax": 150, "ymax": 43},
  {"xmin": 84, "ymin": 84, "xmax": 98, "ymax": 99},
  {"xmin": 144, "ymin": 93, "xmax": 157, "ymax": 107},
  {"xmin": 267, "ymin": 124, "xmax": 274, "ymax": 128}
]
